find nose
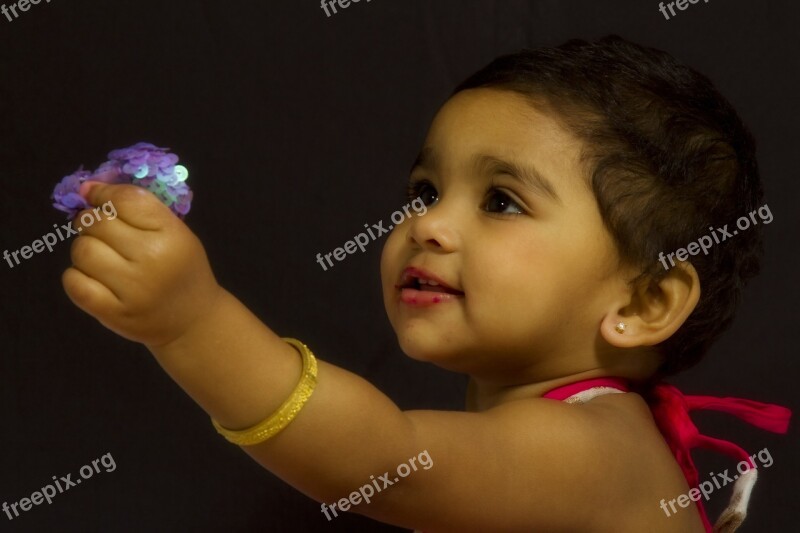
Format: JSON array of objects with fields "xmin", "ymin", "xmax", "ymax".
[{"xmin": 407, "ymin": 200, "xmax": 460, "ymax": 253}]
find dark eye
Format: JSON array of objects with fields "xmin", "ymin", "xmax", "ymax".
[
  {"xmin": 407, "ymin": 180, "xmax": 439, "ymax": 206},
  {"xmin": 484, "ymin": 189, "xmax": 523, "ymax": 215}
]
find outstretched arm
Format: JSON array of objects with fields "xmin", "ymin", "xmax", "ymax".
[
  {"xmin": 62, "ymin": 183, "xmax": 622, "ymax": 531},
  {"xmin": 62, "ymin": 183, "xmax": 420, "ymax": 497}
]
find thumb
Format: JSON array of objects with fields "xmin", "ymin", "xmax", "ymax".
[
  {"xmin": 78, "ymin": 167, "xmax": 125, "ymax": 203},
  {"xmin": 79, "ymin": 180, "xmax": 107, "ymax": 205}
]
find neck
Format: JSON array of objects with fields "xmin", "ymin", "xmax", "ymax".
[
  {"xmin": 466, "ymin": 368, "xmax": 617, "ymax": 411},
  {"xmin": 464, "ymin": 346, "xmax": 663, "ymax": 411}
]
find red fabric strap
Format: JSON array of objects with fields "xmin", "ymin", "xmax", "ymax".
[{"xmin": 544, "ymin": 378, "xmax": 792, "ymax": 532}]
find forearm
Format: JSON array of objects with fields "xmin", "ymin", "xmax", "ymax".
[
  {"xmin": 62, "ymin": 184, "xmax": 428, "ymax": 515},
  {"xmin": 145, "ymin": 288, "xmax": 419, "ymax": 500},
  {"xmin": 146, "ymin": 288, "xmax": 304, "ymax": 429}
]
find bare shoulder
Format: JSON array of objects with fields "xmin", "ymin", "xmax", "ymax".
[
  {"xmin": 398, "ymin": 392, "xmax": 706, "ymax": 532},
  {"xmin": 541, "ymin": 392, "xmax": 706, "ymax": 532}
]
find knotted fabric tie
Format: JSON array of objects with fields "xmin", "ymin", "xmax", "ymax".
[{"xmin": 543, "ymin": 378, "xmax": 792, "ymax": 532}]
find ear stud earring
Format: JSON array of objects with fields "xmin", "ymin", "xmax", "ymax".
[{"xmin": 615, "ymin": 322, "xmax": 627, "ymax": 334}]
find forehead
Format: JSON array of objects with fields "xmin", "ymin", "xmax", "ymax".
[{"xmin": 420, "ymin": 88, "xmax": 586, "ymax": 186}]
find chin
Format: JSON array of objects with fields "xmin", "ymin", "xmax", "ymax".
[
  {"xmin": 396, "ymin": 334, "xmax": 434, "ymax": 362},
  {"xmin": 395, "ymin": 332, "xmax": 468, "ymax": 372}
]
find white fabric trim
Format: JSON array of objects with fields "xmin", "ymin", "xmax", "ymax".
[
  {"xmin": 714, "ymin": 468, "xmax": 758, "ymax": 533},
  {"xmin": 563, "ymin": 386, "xmax": 626, "ymax": 404}
]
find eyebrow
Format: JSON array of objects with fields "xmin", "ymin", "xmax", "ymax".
[
  {"xmin": 411, "ymin": 147, "xmax": 560, "ymax": 203},
  {"xmin": 472, "ymin": 154, "xmax": 561, "ymax": 203},
  {"xmin": 410, "ymin": 147, "xmax": 436, "ymax": 174}
]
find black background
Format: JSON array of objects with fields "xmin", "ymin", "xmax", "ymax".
[{"xmin": 1, "ymin": 1, "xmax": 797, "ymax": 531}]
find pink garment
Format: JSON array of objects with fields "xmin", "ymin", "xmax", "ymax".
[{"xmin": 543, "ymin": 378, "xmax": 792, "ymax": 532}]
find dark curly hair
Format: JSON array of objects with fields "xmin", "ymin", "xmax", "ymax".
[{"xmin": 454, "ymin": 35, "xmax": 764, "ymax": 376}]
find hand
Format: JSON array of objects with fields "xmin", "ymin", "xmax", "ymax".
[{"xmin": 62, "ymin": 181, "xmax": 222, "ymax": 347}]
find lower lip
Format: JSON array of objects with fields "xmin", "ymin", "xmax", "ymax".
[{"xmin": 399, "ymin": 288, "xmax": 463, "ymax": 307}]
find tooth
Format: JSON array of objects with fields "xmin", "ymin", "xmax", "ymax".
[{"xmin": 428, "ymin": 280, "xmax": 440, "ymax": 286}]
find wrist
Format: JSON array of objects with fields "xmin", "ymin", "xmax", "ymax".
[
  {"xmin": 140, "ymin": 286, "xmax": 304, "ymax": 431},
  {"xmin": 145, "ymin": 283, "xmax": 229, "ymax": 354}
]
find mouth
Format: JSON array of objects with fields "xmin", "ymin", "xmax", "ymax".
[{"xmin": 395, "ymin": 266, "xmax": 464, "ymax": 306}]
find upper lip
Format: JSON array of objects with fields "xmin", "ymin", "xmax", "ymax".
[{"xmin": 396, "ymin": 266, "xmax": 464, "ymax": 294}]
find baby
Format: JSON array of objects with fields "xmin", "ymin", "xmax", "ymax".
[{"xmin": 62, "ymin": 36, "xmax": 789, "ymax": 531}]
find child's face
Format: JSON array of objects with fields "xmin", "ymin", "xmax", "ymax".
[{"xmin": 381, "ymin": 89, "xmax": 629, "ymax": 381}]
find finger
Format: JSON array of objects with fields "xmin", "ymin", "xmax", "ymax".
[
  {"xmin": 69, "ymin": 235, "xmax": 130, "ymax": 298},
  {"xmin": 79, "ymin": 182, "xmax": 174, "ymax": 231},
  {"xmin": 72, "ymin": 206, "xmax": 142, "ymax": 261},
  {"xmin": 62, "ymin": 266, "xmax": 123, "ymax": 319}
]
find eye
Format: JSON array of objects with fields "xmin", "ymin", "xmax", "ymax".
[
  {"xmin": 407, "ymin": 179, "xmax": 439, "ymax": 206},
  {"xmin": 484, "ymin": 189, "xmax": 524, "ymax": 215}
]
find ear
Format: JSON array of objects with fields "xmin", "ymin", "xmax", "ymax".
[{"xmin": 600, "ymin": 262, "xmax": 700, "ymax": 348}]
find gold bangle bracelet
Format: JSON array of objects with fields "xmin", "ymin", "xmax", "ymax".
[{"xmin": 211, "ymin": 337, "xmax": 318, "ymax": 446}]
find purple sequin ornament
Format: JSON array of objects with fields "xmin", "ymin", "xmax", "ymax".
[
  {"xmin": 52, "ymin": 167, "xmax": 93, "ymax": 217},
  {"xmin": 52, "ymin": 142, "xmax": 193, "ymax": 218}
]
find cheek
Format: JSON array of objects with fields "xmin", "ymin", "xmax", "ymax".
[
  {"xmin": 469, "ymin": 236, "xmax": 578, "ymax": 310},
  {"xmin": 481, "ymin": 234, "xmax": 555, "ymax": 283}
]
